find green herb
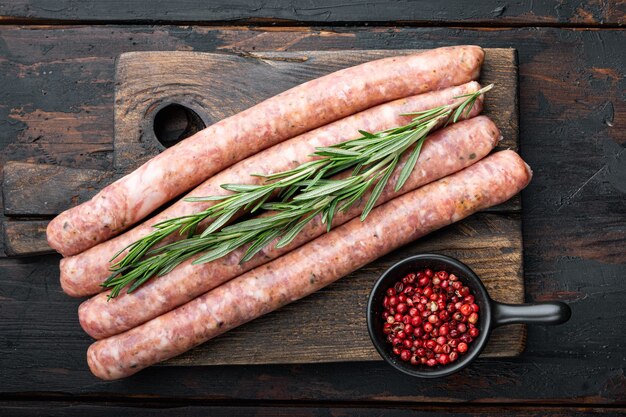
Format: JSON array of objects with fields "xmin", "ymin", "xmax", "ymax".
[{"xmin": 103, "ymin": 84, "xmax": 493, "ymax": 298}]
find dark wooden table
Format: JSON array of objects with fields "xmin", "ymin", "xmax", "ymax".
[{"xmin": 1, "ymin": 1, "xmax": 625, "ymax": 416}]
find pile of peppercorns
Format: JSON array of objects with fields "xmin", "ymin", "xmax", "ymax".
[{"xmin": 381, "ymin": 269, "xmax": 480, "ymax": 367}]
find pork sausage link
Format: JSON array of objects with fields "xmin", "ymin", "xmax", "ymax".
[
  {"xmin": 87, "ymin": 150, "xmax": 532, "ymax": 380},
  {"xmin": 79, "ymin": 115, "xmax": 499, "ymax": 339},
  {"xmin": 60, "ymin": 82, "xmax": 483, "ymax": 297},
  {"xmin": 47, "ymin": 46, "xmax": 485, "ymax": 257}
]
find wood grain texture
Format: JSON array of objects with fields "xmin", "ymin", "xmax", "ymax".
[
  {"xmin": 1, "ymin": 220, "xmax": 49, "ymax": 256},
  {"xmin": 0, "ymin": 25, "xmax": 624, "ymax": 405},
  {"xmin": 2, "ymin": 161, "xmax": 114, "ymax": 216},
  {"xmin": 0, "ymin": 0, "xmax": 624, "ymax": 26},
  {"xmin": 3, "ymin": 402, "xmax": 626, "ymax": 417},
  {"xmin": 168, "ymin": 213, "xmax": 525, "ymax": 365}
]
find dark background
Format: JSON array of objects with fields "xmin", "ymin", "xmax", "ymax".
[{"xmin": 0, "ymin": 1, "xmax": 625, "ymax": 415}]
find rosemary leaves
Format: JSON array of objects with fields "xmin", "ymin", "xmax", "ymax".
[{"xmin": 103, "ymin": 84, "xmax": 493, "ymax": 298}]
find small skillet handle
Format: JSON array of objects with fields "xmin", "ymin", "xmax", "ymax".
[{"xmin": 491, "ymin": 301, "xmax": 571, "ymax": 327}]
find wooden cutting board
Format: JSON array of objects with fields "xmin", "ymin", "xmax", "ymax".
[{"xmin": 1, "ymin": 48, "xmax": 525, "ymax": 363}]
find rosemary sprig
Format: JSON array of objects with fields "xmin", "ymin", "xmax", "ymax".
[{"xmin": 103, "ymin": 84, "xmax": 493, "ymax": 298}]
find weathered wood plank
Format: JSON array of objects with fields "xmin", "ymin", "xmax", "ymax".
[
  {"xmin": 3, "ymin": 402, "xmax": 626, "ymax": 417},
  {"xmin": 2, "ymin": 220, "xmax": 49, "ymax": 256},
  {"xmin": 2, "ymin": 162, "xmax": 114, "ymax": 216},
  {"xmin": 0, "ymin": 0, "xmax": 624, "ymax": 26},
  {"xmin": 0, "ymin": 198, "xmax": 520, "ymax": 256}
]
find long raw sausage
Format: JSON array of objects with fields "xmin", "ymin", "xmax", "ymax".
[
  {"xmin": 87, "ymin": 150, "xmax": 532, "ymax": 380},
  {"xmin": 60, "ymin": 82, "xmax": 484, "ymax": 297},
  {"xmin": 47, "ymin": 46, "xmax": 485, "ymax": 257},
  {"xmin": 79, "ymin": 115, "xmax": 500, "ymax": 339}
]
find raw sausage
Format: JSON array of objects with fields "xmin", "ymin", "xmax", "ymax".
[
  {"xmin": 87, "ymin": 150, "xmax": 531, "ymax": 380},
  {"xmin": 79, "ymin": 115, "xmax": 500, "ymax": 339},
  {"xmin": 61, "ymin": 82, "xmax": 484, "ymax": 297},
  {"xmin": 47, "ymin": 46, "xmax": 485, "ymax": 257},
  {"xmin": 87, "ymin": 150, "xmax": 532, "ymax": 380}
]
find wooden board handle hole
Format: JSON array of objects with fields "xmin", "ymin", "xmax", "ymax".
[{"xmin": 153, "ymin": 103, "xmax": 206, "ymax": 148}]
